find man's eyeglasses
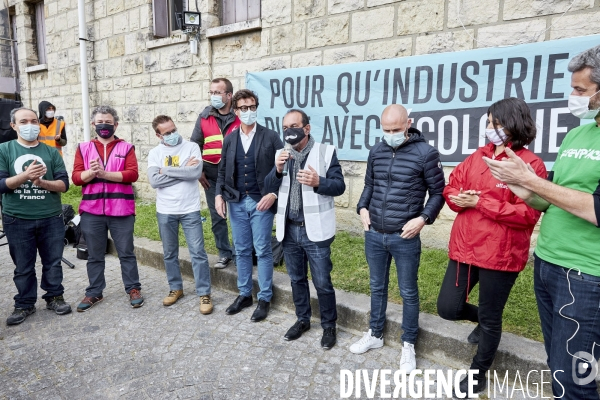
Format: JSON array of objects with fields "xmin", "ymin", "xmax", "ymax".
[
  {"xmin": 237, "ymin": 105, "xmax": 257, "ymax": 112},
  {"xmin": 208, "ymin": 91, "xmax": 229, "ymax": 96},
  {"xmin": 159, "ymin": 129, "xmax": 177, "ymax": 136}
]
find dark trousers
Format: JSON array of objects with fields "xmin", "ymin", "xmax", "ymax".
[
  {"xmin": 282, "ymin": 223, "xmax": 337, "ymax": 329},
  {"xmin": 3, "ymin": 213, "xmax": 65, "ymax": 308},
  {"xmin": 437, "ymin": 259, "xmax": 518, "ymax": 373},
  {"xmin": 534, "ymin": 254, "xmax": 600, "ymax": 400},
  {"xmin": 203, "ymin": 162, "xmax": 233, "ymax": 259},
  {"xmin": 80, "ymin": 213, "xmax": 140, "ymax": 297}
]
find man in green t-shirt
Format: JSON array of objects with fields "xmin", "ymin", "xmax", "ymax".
[
  {"xmin": 485, "ymin": 45, "xmax": 600, "ymax": 399},
  {"xmin": 0, "ymin": 107, "xmax": 71, "ymax": 326}
]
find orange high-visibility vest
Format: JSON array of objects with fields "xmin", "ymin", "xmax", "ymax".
[
  {"xmin": 39, "ymin": 118, "xmax": 65, "ymax": 156},
  {"xmin": 199, "ymin": 115, "xmax": 240, "ymax": 164}
]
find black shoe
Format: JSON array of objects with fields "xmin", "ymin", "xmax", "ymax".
[
  {"xmin": 225, "ymin": 295, "xmax": 253, "ymax": 315},
  {"xmin": 250, "ymin": 300, "xmax": 270, "ymax": 322},
  {"xmin": 467, "ymin": 324, "xmax": 481, "ymax": 344},
  {"xmin": 284, "ymin": 320, "xmax": 311, "ymax": 341},
  {"xmin": 46, "ymin": 296, "xmax": 72, "ymax": 315},
  {"xmin": 214, "ymin": 257, "xmax": 232, "ymax": 269},
  {"xmin": 6, "ymin": 306, "xmax": 36, "ymax": 325},
  {"xmin": 321, "ymin": 327, "xmax": 337, "ymax": 350},
  {"xmin": 453, "ymin": 371, "xmax": 486, "ymax": 399}
]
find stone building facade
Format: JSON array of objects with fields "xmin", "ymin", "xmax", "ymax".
[{"xmin": 7, "ymin": 0, "xmax": 600, "ymax": 249}]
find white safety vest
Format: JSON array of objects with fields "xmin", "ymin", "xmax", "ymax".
[{"xmin": 276, "ymin": 142, "xmax": 336, "ymax": 242}]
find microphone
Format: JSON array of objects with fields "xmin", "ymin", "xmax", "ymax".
[{"xmin": 282, "ymin": 142, "xmax": 292, "ymax": 176}]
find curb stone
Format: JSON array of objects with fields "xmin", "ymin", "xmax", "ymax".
[{"xmin": 112, "ymin": 236, "xmax": 591, "ymax": 391}]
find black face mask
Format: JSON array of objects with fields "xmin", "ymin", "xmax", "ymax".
[
  {"xmin": 284, "ymin": 127, "xmax": 306, "ymax": 146},
  {"xmin": 95, "ymin": 124, "xmax": 115, "ymax": 139}
]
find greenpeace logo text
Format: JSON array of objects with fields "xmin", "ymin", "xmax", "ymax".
[{"xmin": 559, "ymin": 148, "xmax": 600, "ymax": 160}]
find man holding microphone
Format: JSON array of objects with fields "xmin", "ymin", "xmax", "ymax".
[{"xmin": 265, "ymin": 109, "xmax": 345, "ymax": 349}]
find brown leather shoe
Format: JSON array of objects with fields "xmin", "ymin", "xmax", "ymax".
[
  {"xmin": 200, "ymin": 295, "xmax": 213, "ymax": 315},
  {"xmin": 162, "ymin": 290, "xmax": 183, "ymax": 306}
]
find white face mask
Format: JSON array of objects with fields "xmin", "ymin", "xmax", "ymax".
[
  {"xmin": 239, "ymin": 110, "xmax": 257, "ymax": 126},
  {"xmin": 568, "ymin": 89, "xmax": 600, "ymax": 119},
  {"xmin": 485, "ymin": 128, "xmax": 508, "ymax": 146},
  {"xmin": 45, "ymin": 110, "xmax": 55, "ymax": 119}
]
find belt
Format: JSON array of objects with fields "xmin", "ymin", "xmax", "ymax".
[
  {"xmin": 373, "ymin": 228, "xmax": 399, "ymax": 234},
  {"xmin": 287, "ymin": 219, "xmax": 305, "ymax": 227}
]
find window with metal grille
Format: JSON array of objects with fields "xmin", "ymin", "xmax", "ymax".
[
  {"xmin": 33, "ymin": 2, "xmax": 46, "ymax": 65},
  {"xmin": 152, "ymin": 0, "xmax": 185, "ymax": 38},
  {"xmin": 222, "ymin": 0, "xmax": 260, "ymax": 26}
]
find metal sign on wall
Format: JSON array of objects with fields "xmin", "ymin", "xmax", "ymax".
[{"xmin": 246, "ymin": 34, "xmax": 600, "ymax": 165}]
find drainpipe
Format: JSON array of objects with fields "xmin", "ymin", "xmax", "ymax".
[{"xmin": 77, "ymin": 0, "xmax": 90, "ymax": 141}]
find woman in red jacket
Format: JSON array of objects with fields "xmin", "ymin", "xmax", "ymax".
[{"xmin": 437, "ymin": 97, "xmax": 547, "ymax": 396}]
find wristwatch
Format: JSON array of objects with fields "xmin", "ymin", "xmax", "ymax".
[{"xmin": 420, "ymin": 214, "xmax": 430, "ymax": 224}]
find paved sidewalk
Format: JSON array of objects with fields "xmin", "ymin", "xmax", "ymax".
[{"xmin": 0, "ymin": 245, "xmax": 541, "ymax": 399}]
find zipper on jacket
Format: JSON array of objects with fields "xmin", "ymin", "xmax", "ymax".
[
  {"xmin": 103, "ymin": 143, "xmax": 107, "ymax": 215},
  {"xmin": 381, "ymin": 147, "xmax": 397, "ymax": 232}
]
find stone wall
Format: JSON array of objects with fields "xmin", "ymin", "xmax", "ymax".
[{"xmin": 11, "ymin": 0, "xmax": 600, "ymax": 249}]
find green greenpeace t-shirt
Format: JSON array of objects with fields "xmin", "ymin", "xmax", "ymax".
[
  {"xmin": 0, "ymin": 140, "xmax": 66, "ymax": 219},
  {"xmin": 536, "ymin": 122, "xmax": 600, "ymax": 276}
]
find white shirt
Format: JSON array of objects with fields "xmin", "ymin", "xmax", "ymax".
[
  {"xmin": 239, "ymin": 124, "xmax": 256, "ymax": 153},
  {"xmin": 147, "ymin": 140, "xmax": 202, "ymax": 215}
]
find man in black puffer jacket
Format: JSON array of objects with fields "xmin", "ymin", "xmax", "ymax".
[{"xmin": 349, "ymin": 104, "xmax": 445, "ymax": 373}]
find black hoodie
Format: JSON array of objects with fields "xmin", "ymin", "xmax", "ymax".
[{"xmin": 38, "ymin": 100, "xmax": 67, "ymax": 146}]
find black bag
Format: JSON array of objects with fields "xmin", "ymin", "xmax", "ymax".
[
  {"xmin": 271, "ymin": 236, "xmax": 284, "ymax": 266},
  {"xmin": 76, "ymin": 231, "xmax": 88, "ymax": 260},
  {"xmin": 62, "ymin": 204, "xmax": 77, "ymax": 244},
  {"xmin": 252, "ymin": 232, "xmax": 284, "ymax": 267},
  {"xmin": 221, "ymin": 184, "xmax": 240, "ymax": 203}
]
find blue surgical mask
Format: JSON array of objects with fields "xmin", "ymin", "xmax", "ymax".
[
  {"xmin": 18, "ymin": 124, "xmax": 40, "ymax": 141},
  {"xmin": 382, "ymin": 132, "xmax": 406, "ymax": 148},
  {"xmin": 240, "ymin": 110, "xmax": 257, "ymax": 126},
  {"xmin": 211, "ymin": 95, "xmax": 225, "ymax": 110},
  {"xmin": 163, "ymin": 131, "xmax": 181, "ymax": 146}
]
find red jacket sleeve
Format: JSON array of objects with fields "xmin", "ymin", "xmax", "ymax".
[
  {"xmin": 71, "ymin": 145, "xmax": 86, "ymax": 186},
  {"xmin": 443, "ymin": 154, "xmax": 471, "ymax": 213},
  {"xmin": 475, "ymin": 157, "xmax": 547, "ymax": 230},
  {"xmin": 120, "ymin": 146, "xmax": 139, "ymax": 183}
]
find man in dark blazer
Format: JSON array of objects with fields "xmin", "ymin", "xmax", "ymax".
[{"xmin": 215, "ymin": 89, "xmax": 283, "ymax": 322}]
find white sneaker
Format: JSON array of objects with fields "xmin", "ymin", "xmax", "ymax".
[
  {"xmin": 399, "ymin": 342, "xmax": 416, "ymax": 373},
  {"xmin": 349, "ymin": 329, "xmax": 384, "ymax": 354}
]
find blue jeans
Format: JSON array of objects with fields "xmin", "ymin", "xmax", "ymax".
[
  {"xmin": 228, "ymin": 196, "xmax": 274, "ymax": 302},
  {"xmin": 534, "ymin": 254, "xmax": 600, "ymax": 400},
  {"xmin": 157, "ymin": 211, "xmax": 211, "ymax": 296},
  {"xmin": 2, "ymin": 213, "xmax": 65, "ymax": 308},
  {"xmin": 282, "ymin": 223, "xmax": 337, "ymax": 329},
  {"xmin": 365, "ymin": 228, "xmax": 421, "ymax": 343}
]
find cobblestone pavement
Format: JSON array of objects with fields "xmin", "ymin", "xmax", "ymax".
[{"xmin": 0, "ymin": 245, "xmax": 542, "ymax": 399}]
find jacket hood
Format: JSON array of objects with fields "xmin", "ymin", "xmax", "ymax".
[
  {"xmin": 199, "ymin": 105, "xmax": 214, "ymax": 119},
  {"xmin": 380, "ymin": 127, "xmax": 425, "ymax": 150},
  {"xmin": 38, "ymin": 101, "xmax": 54, "ymax": 118},
  {"xmin": 200, "ymin": 105, "xmax": 236, "ymax": 119}
]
